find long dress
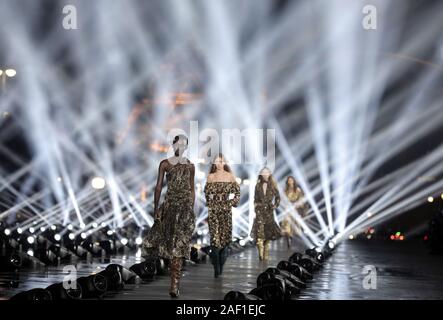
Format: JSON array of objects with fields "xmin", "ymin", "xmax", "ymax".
[
  {"xmin": 281, "ymin": 187, "xmax": 306, "ymax": 235},
  {"xmin": 204, "ymin": 182, "xmax": 240, "ymax": 248},
  {"xmin": 142, "ymin": 162, "xmax": 195, "ymax": 260},
  {"xmin": 250, "ymin": 182, "xmax": 281, "ymax": 241}
]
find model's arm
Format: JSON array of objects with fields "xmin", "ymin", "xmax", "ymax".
[
  {"xmin": 273, "ymin": 186, "xmax": 281, "ymax": 209},
  {"xmin": 230, "ymin": 182, "xmax": 241, "ymax": 208},
  {"xmin": 190, "ymin": 164, "xmax": 195, "ymax": 209},
  {"xmin": 154, "ymin": 160, "xmax": 166, "ymax": 219},
  {"xmin": 204, "ymin": 175, "xmax": 213, "ymax": 204}
]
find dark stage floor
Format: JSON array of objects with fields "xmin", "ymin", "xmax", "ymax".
[{"xmin": 1, "ymin": 239, "xmax": 443, "ymax": 300}]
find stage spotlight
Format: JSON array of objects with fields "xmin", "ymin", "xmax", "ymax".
[
  {"xmin": 17, "ymin": 228, "xmax": 23, "ymax": 234},
  {"xmin": 80, "ymin": 232, "xmax": 87, "ymax": 239},
  {"xmin": 4, "ymin": 228, "xmax": 11, "ymax": 236},
  {"xmin": 10, "ymin": 288, "xmax": 52, "ymax": 301},
  {"xmin": 299, "ymin": 257, "xmax": 320, "ymax": 273},
  {"xmin": 106, "ymin": 264, "xmax": 140, "ymax": 284},
  {"xmin": 107, "ymin": 230, "xmax": 114, "ymax": 236},
  {"xmin": 239, "ymin": 239, "xmax": 246, "ymax": 246},
  {"xmin": 29, "ymin": 227, "xmax": 35, "ymax": 233},
  {"xmin": 0, "ymin": 253, "xmax": 22, "ymax": 271},
  {"xmin": 101, "ymin": 222, "xmax": 107, "ymax": 228},
  {"xmin": 258, "ymin": 268, "xmax": 304, "ymax": 293},
  {"xmin": 305, "ymin": 248, "xmax": 325, "ymax": 263},
  {"xmin": 288, "ymin": 252, "xmax": 303, "ymax": 264},
  {"xmin": 249, "ymin": 281, "xmax": 285, "ymax": 301},
  {"xmin": 91, "ymin": 176, "xmax": 106, "ymax": 190},
  {"xmin": 224, "ymin": 291, "xmax": 261, "ymax": 300},
  {"xmin": 129, "ymin": 259, "xmax": 157, "ymax": 280},
  {"xmin": 98, "ymin": 264, "xmax": 124, "ymax": 291},
  {"xmin": 100, "ymin": 240, "xmax": 116, "ymax": 255},
  {"xmin": 327, "ymin": 240, "xmax": 335, "ymax": 250},
  {"xmin": 277, "ymin": 260, "xmax": 312, "ymax": 281},
  {"xmin": 46, "ymin": 282, "xmax": 82, "ymax": 300},
  {"xmin": 27, "ymin": 236, "xmax": 35, "ymax": 244},
  {"xmin": 49, "ymin": 244, "xmax": 71, "ymax": 260},
  {"xmin": 68, "ymin": 233, "xmax": 75, "ymax": 240},
  {"xmin": 26, "ymin": 249, "xmax": 34, "ymax": 257},
  {"xmin": 40, "ymin": 227, "xmax": 46, "ymax": 232},
  {"xmin": 135, "ymin": 237, "xmax": 143, "ymax": 245},
  {"xmin": 77, "ymin": 274, "xmax": 107, "ymax": 298},
  {"xmin": 428, "ymin": 196, "xmax": 434, "ymax": 203},
  {"xmin": 67, "ymin": 224, "xmax": 74, "ymax": 231},
  {"xmin": 73, "ymin": 245, "xmax": 88, "ymax": 259},
  {"xmin": 54, "ymin": 234, "xmax": 61, "ymax": 242},
  {"xmin": 50, "ymin": 225, "xmax": 57, "ymax": 231},
  {"xmin": 81, "ymin": 240, "xmax": 103, "ymax": 257},
  {"xmin": 121, "ymin": 238, "xmax": 128, "ymax": 246},
  {"xmin": 5, "ymin": 69, "xmax": 16, "ymax": 77}
]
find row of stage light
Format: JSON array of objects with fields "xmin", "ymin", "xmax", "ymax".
[
  {"xmin": 225, "ymin": 239, "xmax": 336, "ymax": 300},
  {"xmin": 0, "ymin": 216, "xmax": 252, "ymax": 300},
  {"xmin": 0, "ymin": 221, "xmax": 147, "ymax": 271}
]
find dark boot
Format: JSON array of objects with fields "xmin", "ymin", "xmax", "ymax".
[
  {"xmin": 169, "ymin": 257, "xmax": 182, "ymax": 298},
  {"xmin": 219, "ymin": 246, "xmax": 229, "ymax": 275},
  {"xmin": 210, "ymin": 247, "xmax": 221, "ymax": 278},
  {"xmin": 286, "ymin": 236, "xmax": 292, "ymax": 249}
]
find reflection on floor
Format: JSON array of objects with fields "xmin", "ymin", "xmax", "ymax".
[{"xmin": 1, "ymin": 238, "xmax": 443, "ymax": 300}]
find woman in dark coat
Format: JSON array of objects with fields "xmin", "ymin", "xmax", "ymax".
[{"xmin": 250, "ymin": 167, "xmax": 281, "ymax": 261}]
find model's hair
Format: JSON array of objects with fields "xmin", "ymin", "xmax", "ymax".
[
  {"xmin": 209, "ymin": 153, "xmax": 232, "ymax": 174},
  {"xmin": 285, "ymin": 176, "xmax": 297, "ymax": 193},
  {"xmin": 172, "ymin": 134, "xmax": 188, "ymax": 145},
  {"xmin": 257, "ymin": 167, "xmax": 278, "ymax": 191}
]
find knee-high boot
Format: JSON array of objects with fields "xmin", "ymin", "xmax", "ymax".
[
  {"xmin": 169, "ymin": 257, "xmax": 182, "ymax": 298},
  {"xmin": 263, "ymin": 240, "xmax": 270, "ymax": 261},
  {"xmin": 219, "ymin": 246, "xmax": 229, "ymax": 275},
  {"xmin": 257, "ymin": 239, "xmax": 264, "ymax": 261},
  {"xmin": 210, "ymin": 246, "xmax": 221, "ymax": 278}
]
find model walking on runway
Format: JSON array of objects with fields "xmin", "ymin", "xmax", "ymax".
[
  {"xmin": 281, "ymin": 176, "xmax": 308, "ymax": 248},
  {"xmin": 142, "ymin": 135, "xmax": 195, "ymax": 298},
  {"xmin": 250, "ymin": 167, "xmax": 281, "ymax": 261},
  {"xmin": 204, "ymin": 154, "xmax": 240, "ymax": 278}
]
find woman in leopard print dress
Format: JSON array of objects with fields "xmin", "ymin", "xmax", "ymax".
[{"xmin": 204, "ymin": 154, "xmax": 240, "ymax": 278}]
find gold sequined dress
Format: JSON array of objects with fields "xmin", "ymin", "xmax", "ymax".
[
  {"xmin": 204, "ymin": 182, "xmax": 240, "ymax": 248},
  {"xmin": 142, "ymin": 163, "xmax": 196, "ymax": 260},
  {"xmin": 281, "ymin": 187, "xmax": 307, "ymax": 235}
]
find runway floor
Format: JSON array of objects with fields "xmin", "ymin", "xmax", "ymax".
[{"xmin": 1, "ymin": 238, "xmax": 443, "ymax": 300}]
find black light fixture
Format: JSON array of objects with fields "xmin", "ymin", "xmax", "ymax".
[
  {"xmin": 277, "ymin": 260, "xmax": 312, "ymax": 281},
  {"xmin": 98, "ymin": 264, "xmax": 124, "ymax": 291},
  {"xmin": 48, "ymin": 244, "xmax": 72, "ymax": 261},
  {"xmin": 129, "ymin": 259, "xmax": 157, "ymax": 281},
  {"xmin": 77, "ymin": 274, "xmax": 108, "ymax": 298},
  {"xmin": 288, "ymin": 252, "xmax": 303, "ymax": 264},
  {"xmin": 46, "ymin": 282, "xmax": 83, "ymax": 300},
  {"xmin": 0, "ymin": 253, "xmax": 22, "ymax": 271},
  {"xmin": 249, "ymin": 280, "xmax": 286, "ymax": 300},
  {"xmin": 305, "ymin": 248, "xmax": 325, "ymax": 264},
  {"xmin": 255, "ymin": 269, "xmax": 299, "ymax": 299},
  {"xmin": 262, "ymin": 267, "xmax": 304, "ymax": 292},
  {"xmin": 224, "ymin": 291, "xmax": 261, "ymax": 300},
  {"xmin": 10, "ymin": 288, "xmax": 52, "ymax": 301},
  {"xmin": 106, "ymin": 264, "xmax": 140, "ymax": 284}
]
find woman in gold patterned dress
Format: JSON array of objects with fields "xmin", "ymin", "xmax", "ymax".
[
  {"xmin": 250, "ymin": 167, "xmax": 281, "ymax": 261},
  {"xmin": 142, "ymin": 135, "xmax": 195, "ymax": 298},
  {"xmin": 204, "ymin": 154, "xmax": 240, "ymax": 278},
  {"xmin": 281, "ymin": 176, "xmax": 308, "ymax": 248}
]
